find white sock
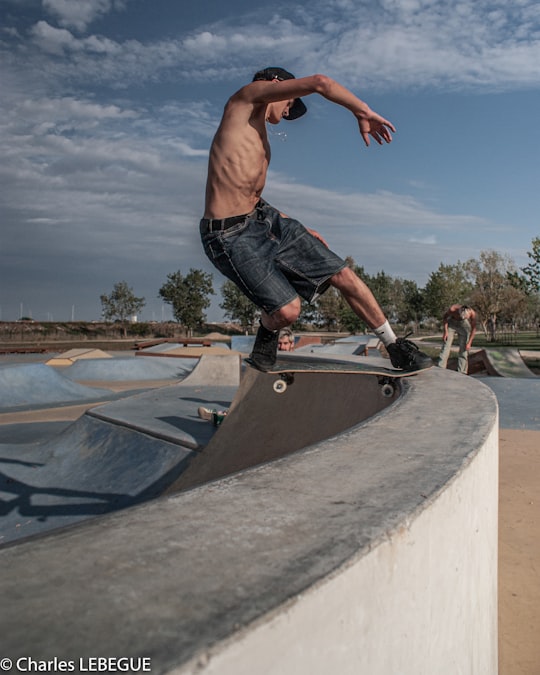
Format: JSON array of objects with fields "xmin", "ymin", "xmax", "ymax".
[{"xmin": 373, "ymin": 320, "xmax": 396, "ymax": 347}]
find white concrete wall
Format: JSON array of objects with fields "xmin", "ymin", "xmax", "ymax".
[{"xmin": 178, "ymin": 421, "xmax": 498, "ymax": 675}]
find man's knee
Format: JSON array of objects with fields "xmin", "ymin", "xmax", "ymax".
[
  {"xmin": 276, "ymin": 297, "xmax": 301, "ymax": 324},
  {"xmin": 266, "ymin": 297, "xmax": 301, "ymax": 329}
]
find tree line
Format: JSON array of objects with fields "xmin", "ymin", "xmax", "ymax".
[{"xmin": 100, "ymin": 238, "xmax": 540, "ymax": 338}]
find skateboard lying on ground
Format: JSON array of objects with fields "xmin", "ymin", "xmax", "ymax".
[{"xmin": 245, "ymin": 354, "xmax": 432, "ymax": 395}]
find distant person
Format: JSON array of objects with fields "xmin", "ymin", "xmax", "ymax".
[
  {"xmin": 198, "ymin": 328, "xmax": 295, "ymax": 423},
  {"xmin": 277, "ymin": 327, "xmax": 295, "ymax": 352},
  {"xmin": 199, "ymin": 66, "xmax": 432, "ymax": 373},
  {"xmin": 438, "ymin": 304, "xmax": 477, "ymax": 374}
]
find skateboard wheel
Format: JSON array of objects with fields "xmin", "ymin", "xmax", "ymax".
[
  {"xmin": 273, "ymin": 378, "xmax": 288, "ymax": 393},
  {"xmin": 381, "ymin": 383, "xmax": 395, "ymax": 398}
]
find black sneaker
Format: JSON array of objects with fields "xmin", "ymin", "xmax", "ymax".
[
  {"xmin": 247, "ymin": 323, "xmax": 279, "ymax": 372},
  {"xmin": 387, "ymin": 335, "xmax": 433, "ymax": 372}
]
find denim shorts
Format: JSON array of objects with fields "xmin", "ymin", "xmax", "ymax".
[{"xmin": 200, "ymin": 199, "xmax": 346, "ymax": 314}]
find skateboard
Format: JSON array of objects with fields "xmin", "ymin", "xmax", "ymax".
[{"xmin": 245, "ymin": 354, "xmax": 432, "ymax": 395}]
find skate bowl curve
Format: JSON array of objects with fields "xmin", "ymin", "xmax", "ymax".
[{"xmin": 0, "ymin": 367, "xmax": 498, "ymax": 674}]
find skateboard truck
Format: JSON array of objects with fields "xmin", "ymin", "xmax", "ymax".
[
  {"xmin": 378, "ymin": 376, "xmax": 398, "ymax": 398},
  {"xmin": 273, "ymin": 372, "xmax": 294, "ymax": 393}
]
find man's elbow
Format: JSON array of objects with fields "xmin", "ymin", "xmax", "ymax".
[{"xmin": 311, "ymin": 74, "xmax": 333, "ymax": 95}]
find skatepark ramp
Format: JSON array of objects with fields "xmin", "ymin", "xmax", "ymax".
[
  {"xmin": 469, "ymin": 347, "xmax": 537, "ymax": 378},
  {"xmin": 0, "ymin": 354, "xmax": 242, "ymax": 545},
  {"xmin": 61, "ymin": 355, "xmax": 195, "ymax": 381},
  {"xmin": 0, "ymin": 363, "xmax": 499, "ymax": 674},
  {"xmin": 0, "ymin": 354, "xmax": 397, "ymax": 544},
  {"xmin": 0, "ymin": 362, "xmax": 112, "ymax": 409}
]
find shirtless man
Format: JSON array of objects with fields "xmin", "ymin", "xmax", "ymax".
[
  {"xmin": 438, "ymin": 304, "xmax": 477, "ymax": 374},
  {"xmin": 200, "ymin": 66, "xmax": 432, "ymax": 372}
]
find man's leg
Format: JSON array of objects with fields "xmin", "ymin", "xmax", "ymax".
[
  {"xmin": 330, "ymin": 267, "xmax": 387, "ymax": 329},
  {"xmin": 248, "ymin": 298, "xmax": 301, "ymax": 371},
  {"xmin": 261, "ymin": 297, "xmax": 302, "ymax": 331},
  {"xmin": 330, "ymin": 267, "xmax": 432, "ymax": 371},
  {"xmin": 456, "ymin": 325, "xmax": 469, "ymax": 374},
  {"xmin": 437, "ymin": 327, "xmax": 455, "ymax": 368}
]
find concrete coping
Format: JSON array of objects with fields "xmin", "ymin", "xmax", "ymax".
[{"xmin": 0, "ymin": 368, "xmax": 498, "ymax": 673}]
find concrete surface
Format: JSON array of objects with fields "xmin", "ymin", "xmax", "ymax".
[
  {"xmin": 0, "ymin": 354, "xmax": 242, "ymax": 545},
  {"xmin": 0, "ymin": 368, "xmax": 499, "ymax": 674},
  {"xmin": 477, "ymin": 376, "xmax": 540, "ymax": 430},
  {"xmin": 0, "ymin": 414, "xmax": 194, "ymax": 544},
  {"xmin": 469, "ymin": 348, "xmax": 537, "ymax": 378},
  {"xmin": 62, "ymin": 355, "xmax": 195, "ymax": 381},
  {"xmin": 294, "ymin": 334, "xmax": 380, "ymax": 357},
  {"xmin": 46, "ymin": 348, "xmax": 112, "ymax": 366},
  {"xmin": 0, "ymin": 362, "xmax": 113, "ymax": 410},
  {"xmin": 179, "ymin": 415, "xmax": 498, "ymax": 675},
  {"xmin": 230, "ymin": 335, "xmax": 255, "ymax": 353}
]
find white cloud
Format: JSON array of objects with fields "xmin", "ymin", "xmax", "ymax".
[
  {"xmin": 17, "ymin": 95, "xmax": 138, "ymax": 125},
  {"xmin": 409, "ymin": 235, "xmax": 437, "ymax": 245},
  {"xmin": 31, "ymin": 20, "xmax": 122, "ymax": 55},
  {"xmin": 312, "ymin": 0, "xmax": 540, "ymax": 90},
  {"xmin": 42, "ymin": 0, "xmax": 128, "ymax": 33},
  {"xmin": 264, "ymin": 175, "xmax": 489, "ymax": 233},
  {"xmin": 30, "ymin": 20, "xmax": 77, "ymax": 54},
  {"xmin": 11, "ymin": 0, "xmax": 537, "ymax": 92}
]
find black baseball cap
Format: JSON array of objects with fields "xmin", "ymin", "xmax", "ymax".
[{"xmin": 252, "ymin": 67, "xmax": 307, "ymax": 121}]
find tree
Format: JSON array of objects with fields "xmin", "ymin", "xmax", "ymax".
[
  {"xmin": 311, "ymin": 257, "xmax": 366, "ymax": 332},
  {"xmin": 338, "ymin": 259, "xmax": 372, "ymax": 332},
  {"xmin": 393, "ymin": 278, "xmax": 426, "ymax": 330},
  {"xmin": 521, "ymin": 236, "xmax": 540, "ymax": 293},
  {"xmin": 465, "ymin": 250, "xmax": 526, "ymax": 340},
  {"xmin": 220, "ymin": 280, "xmax": 259, "ymax": 332},
  {"xmin": 313, "ymin": 286, "xmax": 350, "ymax": 331},
  {"xmin": 364, "ymin": 270, "xmax": 394, "ymax": 318},
  {"xmin": 423, "ymin": 262, "xmax": 473, "ymax": 319},
  {"xmin": 507, "ymin": 238, "xmax": 540, "ymax": 328},
  {"xmin": 308, "ymin": 260, "xmax": 420, "ymax": 334},
  {"xmin": 159, "ymin": 268, "xmax": 214, "ymax": 335},
  {"xmin": 100, "ymin": 281, "xmax": 145, "ymax": 337}
]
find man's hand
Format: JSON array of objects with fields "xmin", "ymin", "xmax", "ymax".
[{"xmin": 357, "ymin": 111, "xmax": 395, "ymax": 147}]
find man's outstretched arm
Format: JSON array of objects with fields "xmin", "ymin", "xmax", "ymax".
[{"xmin": 237, "ymin": 73, "xmax": 396, "ymax": 146}]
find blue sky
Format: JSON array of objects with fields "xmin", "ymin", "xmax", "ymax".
[{"xmin": 1, "ymin": 0, "xmax": 539, "ymax": 323}]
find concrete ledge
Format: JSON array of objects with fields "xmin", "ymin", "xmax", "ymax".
[{"xmin": 0, "ymin": 368, "xmax": 498, "ymax": 674}]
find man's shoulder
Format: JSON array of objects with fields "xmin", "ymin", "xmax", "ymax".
[
  {"xmin": 228, "ymin": 81, "xmax": 264, "ymax": 107},
  {"xmin": 220, "ymin": 89, "xmax": 266, "ymax": 126}
]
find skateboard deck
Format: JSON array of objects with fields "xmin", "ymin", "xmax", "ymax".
[{"xmin": 245, "ymin": 354, "xmax": 432, "ymax": 394}]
